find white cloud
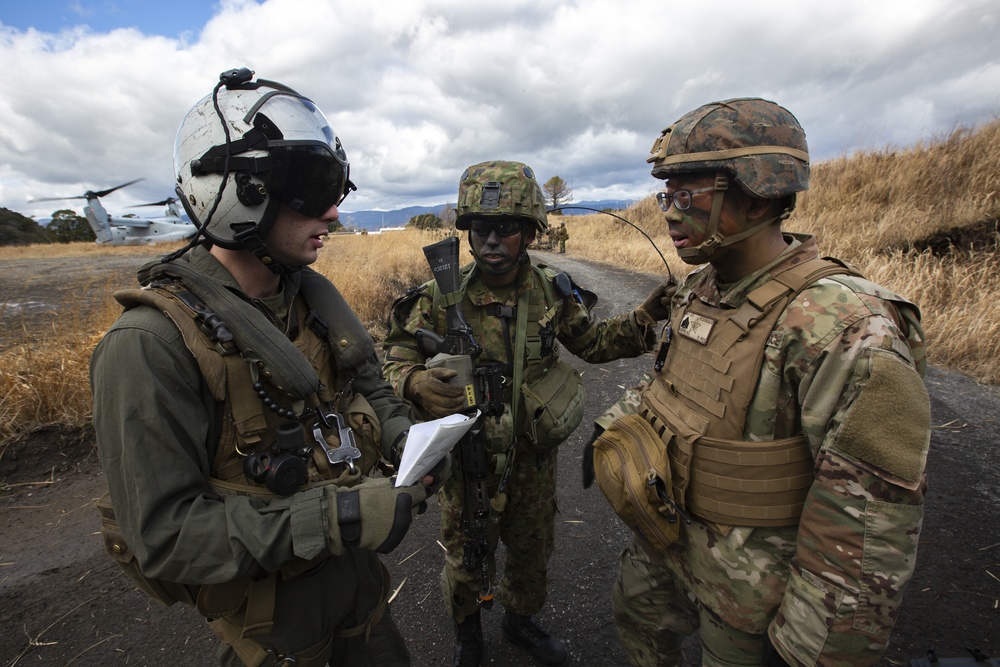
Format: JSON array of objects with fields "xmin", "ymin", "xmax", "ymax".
[{"xmin": 1, "ymin": 0, "xmax": 998, "ymax": 220}]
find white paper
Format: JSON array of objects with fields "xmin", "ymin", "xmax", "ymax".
[{"xmin": 395, "ymin": 411, "xmax": 480, "ymax": 487}]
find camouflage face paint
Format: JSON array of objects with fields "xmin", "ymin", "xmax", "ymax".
[{"xmin": 665, "ymin": 207, "xmax": 710, "ymax": 253}]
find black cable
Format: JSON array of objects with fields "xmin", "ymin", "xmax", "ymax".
[{"xmin": 547, "ymin": 205, "xmax": 672, "ymax": 278}]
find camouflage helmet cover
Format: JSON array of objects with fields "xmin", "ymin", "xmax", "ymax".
[
  {"xmin": 646, "ymin": 97, "xmax": 809, "ymax": 199},
  {"xmin": 455, "ymin": 160, "xmax": 548, "ymax": 233}
]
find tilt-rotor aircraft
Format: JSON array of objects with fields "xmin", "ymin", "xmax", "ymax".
[{"xmin": 32, "ymin": 179, "xmax": 197, "ymax": 246}]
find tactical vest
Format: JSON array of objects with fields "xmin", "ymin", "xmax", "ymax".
[
  {"xmin": 98, "ymin": 267, "xmax": 389, "ymax": 664},
  {"xmin": 640, "ymin": 257, "xmax": 861, "ymax": 529},
  {"xmin": 114, "ymin": 279, "xmax": 383, "ymax": 489},
  {"xmin": 427, "ymin": 262, "xmax": 585, "ymax": 452}
]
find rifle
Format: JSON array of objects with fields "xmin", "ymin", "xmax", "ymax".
[{"xmin": 415, "ymin": 237, "xmax": 506, "ymax": 606}]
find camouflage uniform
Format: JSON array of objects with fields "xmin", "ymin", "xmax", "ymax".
[
  {"xmin": 557, "ymin": 224, "xmax": 568, "ymax": 253},
  {"xmin": 592, "ymin": 99, "xmax": 931, "ymax": 667},
  {"xmin": 603, "ymin": 234, "xmax": 929, "ymax": 665},
  {"xmin": 384, "ymin": 259, "xmax": 658, "ymax": 622}
]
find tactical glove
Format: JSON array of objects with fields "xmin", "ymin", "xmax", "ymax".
[
  {"xmin": 582, "ymin": 424, "xmax": 604, "ymax": 489},
  {"xmin": 406, "ymin": 367, "xmax": 467, "ymax": 419},
  {"xmin": 636, "ymin": 277, "xmax": 679, "ymax": 323},
  {"xmin": 326, "ymin": 477, "xmax": 427, "ymax": 555}
]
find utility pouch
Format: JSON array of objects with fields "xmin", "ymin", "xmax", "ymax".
[
  {"xmin": 592, "ymin": 413, "xmax": 687, "ymax": 549},
  {"xmin": 96, "ymin": 491, "xmax": 199, "ymax": 607},
  {"xmin": 519, "ymin": 360, "xmax": 585, "ymax": 452}
]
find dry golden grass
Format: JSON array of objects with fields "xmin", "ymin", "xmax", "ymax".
[
  {"xmin": 2, "ymin": 119, "xmax": 1000, "ymax": 443},
  {"xmin": 0, "ymin": 233, "xmax": 438, "ymax": 444},
  {"xmin": 312, "ymin": 231, "xmax": 438, "ymax": 337},
  {"xmin": 0, "ymin": 239, "xmax": 188, "ymax": 260}
]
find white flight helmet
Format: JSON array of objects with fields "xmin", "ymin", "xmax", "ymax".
[{"xmin": 173, "ymin": 68, "xmax": 355, "ymax": 268}]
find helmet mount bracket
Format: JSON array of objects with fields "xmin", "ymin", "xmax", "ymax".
[{"xmin": 481, "ymin": 182, "xmax": 502, "ymax": 209}]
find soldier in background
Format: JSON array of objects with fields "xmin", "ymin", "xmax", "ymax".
[
  {"xmin": 584, "ymin": 98, "xmax": 930, "ymax": 666},
  {"xmin": 557, "ymin": 221, "xmax": 568, "ymax": 253},
  {"xmin": 383, "ymin": 160, "xmax": 674, "ymax": 667}
]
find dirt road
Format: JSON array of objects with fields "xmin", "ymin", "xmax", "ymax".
[{"xmin": 1, "ymin": 251, "xmax": 998, "ymax": 666}]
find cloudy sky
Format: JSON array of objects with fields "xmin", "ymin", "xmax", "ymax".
[{"xmin": 1, "ymin": 0, "xmax": 998, "ymax": 221}]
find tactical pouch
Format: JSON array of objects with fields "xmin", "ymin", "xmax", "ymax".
[
  {"xmin": 592, "ymin": 412, "xmax": 683, "ymax": 549},
  {"xmin": 519, "ymin": 360, "xmax": 585, "ymax": 452},
  {"xmin": 96, "ymin": 492, "xmax": 199, "ymax": 607}
]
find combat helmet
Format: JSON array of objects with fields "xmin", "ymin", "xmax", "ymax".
[
  {"xmin": 172, "ymin": 68, "xmax": 355, "ymax": 271},
  {"xmin": 646, "ymin": 97, "xmax": 809, "ymax": 263},
  {"xmin": 455, "ymin": 160, "xmax": 548, "ymax": 234}
]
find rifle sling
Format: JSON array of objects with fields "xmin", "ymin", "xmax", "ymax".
[{"xmin": 495, "ymin": 288, "xmax": 530, "ymax": 486}]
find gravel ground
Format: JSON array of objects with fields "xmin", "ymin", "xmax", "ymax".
[{"xmin": 1, "ymin": 249, "xmax": 998, "ymax": 666}]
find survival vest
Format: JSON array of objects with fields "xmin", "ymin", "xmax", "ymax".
[{"xmin": 97, "ymin": 260, "xmax": 390, "ymax": 664}]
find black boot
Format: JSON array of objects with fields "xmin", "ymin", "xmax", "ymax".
[
  {"xmin": 501, "ymin": 611, "xmax": 567, "ymax": 666},
  {"xmin": 452, "ymin": 610, "xmax": 483, "ymax": 667}
]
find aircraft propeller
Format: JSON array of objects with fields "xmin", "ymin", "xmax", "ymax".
[
  {"xmin": 131, "ymin": 196, "xmax": 178, "ymax": 208},
  {"xmin": 29, "ymin": 178, "xmax": 145, "ymax": 203}
]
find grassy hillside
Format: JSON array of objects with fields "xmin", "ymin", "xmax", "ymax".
[{"xmin": 2, "ymin": 119, "xmax": 999, "ymax": 443}]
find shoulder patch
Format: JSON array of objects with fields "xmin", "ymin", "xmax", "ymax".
[{"xmin": 832, "ymin": 349, "xmax": 930, "ymax": 489}]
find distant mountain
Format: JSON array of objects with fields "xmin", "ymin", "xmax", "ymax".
[
  {"xmin": 338, "ymin": 199, "xmax": 630, "ymax": 231},
  {"xmin": 338, "ymin": 204, "xmax": 453, "ymax": 231},
  {"xmin": 548, "ymin": 200, "xmax": 638, "ymax": 216}
]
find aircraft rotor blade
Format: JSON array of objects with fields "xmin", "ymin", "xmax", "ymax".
[
  {"xmin": 28, "ymin": 178, "xmax": 145, "ymax": 204},
  {"xmin": 28, "ymin": 194, "xmax": 88, "ymax": 203},
  {"xmin": 131, "ymin": 197, "xmax": 176, "ymax": 208},
  {"xmin": 89, "ymin": 178, "xmax": 144, "ymax": 199}
]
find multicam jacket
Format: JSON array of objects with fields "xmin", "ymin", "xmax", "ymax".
[{"xmin": 601, "ymin": 233, "xmax": 930, "ymax": 665}]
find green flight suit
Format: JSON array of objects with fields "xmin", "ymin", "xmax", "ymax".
[{"xmin": 91, "ymin": 246, "xmax": 415, "ymax": 666}]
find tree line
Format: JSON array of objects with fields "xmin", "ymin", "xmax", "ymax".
[{"xmin": 0, "ymin": 208, "xmax": 94, "ymax": 245}]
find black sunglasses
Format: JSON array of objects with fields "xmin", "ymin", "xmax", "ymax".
[{"xmin": 469, "ymin": 218, "xmax": 524, "ymax": 237}]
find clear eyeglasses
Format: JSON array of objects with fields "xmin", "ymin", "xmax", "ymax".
[{"xmin": 655, "ymin": 186, "xmax": 715, "ymax": 212}]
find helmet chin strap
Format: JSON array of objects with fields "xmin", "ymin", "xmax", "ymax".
[
  {"xmin": 675, "ymin": 173, "xmax": 788, "ymax": 265},
  {"xmin": 230, "ymin": 221, "xmax": 299, "ymax": 274}
]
